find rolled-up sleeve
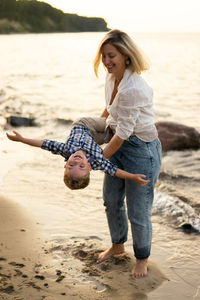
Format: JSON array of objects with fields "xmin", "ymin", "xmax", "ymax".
[{"xmin": 116, "ymin": 88, "xmax": 148, "ymax": 140}]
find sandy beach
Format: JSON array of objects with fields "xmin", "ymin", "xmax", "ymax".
[
  {"xmin": 0, "ymin": 30, "xmax": 200, "ymax": 299},
  {"xmin": 0, "ymin": 128, "xmax": 200, "ymax": 300},
  {"xmin": 0, "ymin": 195, "xmax": 167, "ymax": 300}
]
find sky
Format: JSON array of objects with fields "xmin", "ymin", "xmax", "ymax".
[{"xmin": 43, "ymin": 0, "xmax": 200, "ymax": 32}]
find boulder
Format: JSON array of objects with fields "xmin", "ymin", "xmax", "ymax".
[{"xmin": 155, "ymin": 121, "xmax": 200, "ymax": 151}]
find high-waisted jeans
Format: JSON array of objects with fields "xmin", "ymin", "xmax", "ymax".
[{"xmin": 103, "ymin": 135, "xmax": 162, "ymax": 260}]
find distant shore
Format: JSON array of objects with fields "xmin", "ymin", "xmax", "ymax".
[{"xmin": 0, "ymin": 0, "xmax": 109, "ymax": 34}]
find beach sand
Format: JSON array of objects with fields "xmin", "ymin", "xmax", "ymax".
[
  {"xmin": 0, "ymin": 197, "xmax": 167, "ymax": 300},
  {"xmin": 1, "ymin": 131, "xmax": 200, "ymax": 300}
]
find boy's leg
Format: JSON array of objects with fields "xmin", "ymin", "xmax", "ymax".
[{"xmin": 73, "ymin": 117, "xmax": 113, "ymax": 144}]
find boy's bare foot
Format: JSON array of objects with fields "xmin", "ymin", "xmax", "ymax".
[
  {"xmin": 97, "ymin": 244, "xmax": 125, "ymax": 264},
  {"xmin": 131, "ymin": 258, "xmax": 148, "ymax": 277}
]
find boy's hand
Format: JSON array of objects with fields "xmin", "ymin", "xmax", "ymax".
[
  {"xmin": 134, "ymin": 174, "xmax": 150, "ymax": 186},
  {"xmin": 7, "ymin": 131, "xmax": 43, "ymax": 147},
  {"xmin": 115, "ymin": 169, "xmax": 150, "ymax": 186},
  {"xmin": 6, "ymin": 131, "xmax": 24, "ymax": 142}
]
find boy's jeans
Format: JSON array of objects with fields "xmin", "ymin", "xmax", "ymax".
[{"xmin": 103, "ymin": 135, "xmax": 162, "ymax": 259}]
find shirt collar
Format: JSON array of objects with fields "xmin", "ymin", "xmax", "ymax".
[{"xmin": 107, "ymin": 68, "xmax": 134, "ymax": 91}]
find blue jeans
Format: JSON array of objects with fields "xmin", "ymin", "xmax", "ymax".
[{"xmin": 103, "ymin": 136, "xmax": 162, "ymax": 260}]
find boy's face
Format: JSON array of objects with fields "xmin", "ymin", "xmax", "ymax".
[{"xmin": 64, "ymin": 150, "xmax": 91, "ymax": 178}]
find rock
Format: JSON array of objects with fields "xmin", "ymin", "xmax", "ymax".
[
  {"xmin": 155, "ymin": 121, "xmax": 200, "ymax": 151},
  {"xmin": 6, "ymin": 116, "xmax": 37, "ymax": 127},
  {"xmin": 178, "ymin": 223, "xmax": 199, "ymax": 234}
]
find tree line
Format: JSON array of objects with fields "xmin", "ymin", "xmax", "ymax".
[{"xmin": 0, "ymin": 0, "xmax": 109, "ymax": 33}]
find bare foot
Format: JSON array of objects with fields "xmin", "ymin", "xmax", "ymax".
[
  {"xmin": 97, "ymin": 244, "xmax": 125, "ymax": 264},
  {"xmin": 131, "ymin": 258, "xmax": 148, "ymax": 277}
]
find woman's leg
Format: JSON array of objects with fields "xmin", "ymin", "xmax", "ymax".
[
  {"xmin": 126, "ymin": 179, "xmax": 153, "ymax": 277},
  {"xmin": 97, "ymin": 151, "xmax": 128, "ymax": 262},
  {"xmin": 122, "ymin": 137, "xmax": 162, "ymax": 276}
]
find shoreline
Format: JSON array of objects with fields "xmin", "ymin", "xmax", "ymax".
[
  {"xmin": 0, "ymin": 194, "xmax": 168, "ymax": 300},
  {"xmin": 1, "ymin": 192, "xmax": 200, "ymax": 300},
  {"xmin": 0, "ymin": 193, "xmax": 169, "ymax": 300},
  {"xmin": 1, "ymin": 132, "xmax": 200, "ymax": 299}
]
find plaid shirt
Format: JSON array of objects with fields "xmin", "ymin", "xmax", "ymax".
[{"xmin": 41, "ymin": 125, "xmax": 117, "ymax": 176}]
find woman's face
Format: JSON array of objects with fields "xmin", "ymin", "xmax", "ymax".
[{"xmin": 101, "ymin": 43, "xmax": 127, "ymax": 79}]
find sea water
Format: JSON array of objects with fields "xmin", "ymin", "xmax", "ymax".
[{"xmin": 0, "ymin": 32, "xmax": 200, "ymax": 237}]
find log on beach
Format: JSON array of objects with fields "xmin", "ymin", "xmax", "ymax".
[{"xmin": 155, "ymin": 121, "xmax": 200, "ymax": 151}]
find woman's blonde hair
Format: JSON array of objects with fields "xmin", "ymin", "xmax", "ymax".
[{"xmin": 94, "ymin": 29, "xmax": 150, "ymax": 76}]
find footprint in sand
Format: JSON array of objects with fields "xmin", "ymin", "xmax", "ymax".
[
  {"xmin": 9, "ymin": 261, "xmax": 25, "ymax": 268},
  {"xmin": 71, "ymin": 242, "xmax": 169, "ymax": 298}
]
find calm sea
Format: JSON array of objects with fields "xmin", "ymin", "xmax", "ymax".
[{"xmin": 1, "ymin": 32, "xmax": 200, "ymax": 127}]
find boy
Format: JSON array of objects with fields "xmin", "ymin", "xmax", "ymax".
[{"xmin": 6, "ymin": 117, "xmax": 149, "ymax": 190}]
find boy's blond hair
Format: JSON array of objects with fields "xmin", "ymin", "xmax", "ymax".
[
  {"xmin": 94, "ymin": 29, "xmax": 150, "ymax": 77},
  {"xmin": 63, "ymin": 171, "xmax": 90, "ymax": 190}
]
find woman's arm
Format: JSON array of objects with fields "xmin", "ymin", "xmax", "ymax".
[
  {"xmin": 103, "ymin": 133, "xmax": 124, "ymax": 159},
  {"xmin": 6, "ymin": 131, "xmax": 43, "ymax": 147},
  {"xmin": 115, "ymin": 168, "xmax": 149, "ymax": 186},
  {"xmin": 100, "ymin": 108, "xmax": 109, "ymax": 118}
]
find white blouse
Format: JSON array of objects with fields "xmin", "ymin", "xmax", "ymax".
[{"xmin": 105, "ymin": 69, "xmax": 158, "ymax": 142}]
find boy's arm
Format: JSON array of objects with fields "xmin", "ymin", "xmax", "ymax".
[
  {"xmin": 115, "ymin": 168, "xmax": 150, "ymax": 186},
  {"xmin": 6, "ymin": 131, "xmax": 43, "ymax": 147}
]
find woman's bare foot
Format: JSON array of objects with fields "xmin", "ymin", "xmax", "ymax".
[
  {"xmin": 97, "ymin": 244, "xmax": 125, "ymax": 264},
  {"xmin": 131, "ymin": 258, "xmax": 148, "ymax": 277}
]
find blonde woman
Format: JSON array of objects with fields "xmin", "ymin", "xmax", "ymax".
[{"xmin": 94, "ymin": 29, "xmax": 162, "ymax": 277}]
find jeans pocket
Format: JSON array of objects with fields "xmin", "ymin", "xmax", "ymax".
[
  {"xmin": 128, "ymin": 135, "xmax": 146, "ymax": 147},
  {"xmin": 125, "ymin": 136, "xmax": 150, "ymax": 159}
]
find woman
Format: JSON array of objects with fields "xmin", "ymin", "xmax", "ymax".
[{"xmin": 94, "ymin": 29, "xmax": 162, "ymax": 277}]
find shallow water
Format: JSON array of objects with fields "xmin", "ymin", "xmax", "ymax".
[
  {"xmin": 1, "ymin": 139, "xmax": 200, "ymax": 300},
  {"xmin": 0, "ymin": 32, "xmax": 200, "ymax": 127},
  {"xmin": 0, "ymin": 32, "xmax": 200, "ymax": 234}
]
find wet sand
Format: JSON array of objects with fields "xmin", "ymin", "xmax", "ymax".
[
  {"xmin": 0, "ymin": 196, "xmax": 168, "ymax": 300},
  {"xmin": 1, "ymin": 131, "xmax": 200, "ymax": 299}
]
